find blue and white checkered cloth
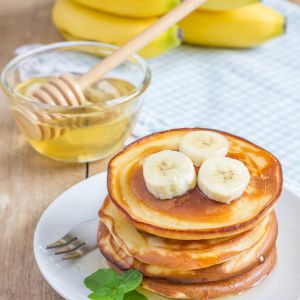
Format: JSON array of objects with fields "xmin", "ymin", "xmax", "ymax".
[{"xmin": 15, "ymin": 0, "xmax": 300, "ymax": 190}]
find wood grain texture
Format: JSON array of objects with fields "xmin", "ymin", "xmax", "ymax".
[
  {"xmin": 0, "ymin": 0, "xmax": 298, "ymax": 299},
  {"xmin": 88, "ymin": 156, "xmax": 113, "ymax": 176},
  {"xmin": 0, "ymin": 0, "xmax": 83, "ymax": 299},
  {"xmin": 0, "ymin": 96, "xmax": 85, "ymax": 300}
]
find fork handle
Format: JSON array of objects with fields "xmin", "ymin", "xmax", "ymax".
[{"xmin": 73, "ymin": 218, "xmax": 99, "ymax": 247}]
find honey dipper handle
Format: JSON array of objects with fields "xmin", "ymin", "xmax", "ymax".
[{"xmin": 77, "ymin": 0, "xmax": 207, "ymax": 90}]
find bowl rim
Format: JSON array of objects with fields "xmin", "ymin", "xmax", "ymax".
[{"xmin": 0, "ymin": 41, "xmax": 151, "ymax": 111}]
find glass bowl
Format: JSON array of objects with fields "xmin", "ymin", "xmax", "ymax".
[{"xmin": 0, "ymin": 41, "xmax": 151, "ymax": 162}]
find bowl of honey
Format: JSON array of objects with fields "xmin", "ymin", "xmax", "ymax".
[{"xmin": 1, "ymin": 41, "xmax": 151, "ymax": 162}]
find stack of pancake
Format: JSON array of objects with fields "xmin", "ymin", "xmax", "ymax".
[{"xmin": 98, "ymin": 129, "xmax": 282, "ymax": 299}]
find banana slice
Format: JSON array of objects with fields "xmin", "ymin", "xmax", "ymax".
[
  {"xmin": 179, "ymin": 131, "xmax": 229, "ymax": 167},
  {"xmin": 143, "ymin": 150, "xmax": 196, "ymax": 200},
  {"xmin": 198, "ymin": 157, "xmax": 250, "ymax": 204}
]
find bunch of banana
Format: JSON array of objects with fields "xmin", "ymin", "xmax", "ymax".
[
  {"xmin": 52, "ymin": 0, "xmax": 181, "ymax": 58},
  {"xmin": 52, "ymin": 0, "xmax": 285, "ymax": 58}
]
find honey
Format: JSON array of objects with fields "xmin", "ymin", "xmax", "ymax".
[{"xmin": 14, "ymin": 76, "xmax": 139, "ymax": 162}]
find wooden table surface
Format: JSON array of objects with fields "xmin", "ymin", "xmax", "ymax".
[
  {"xmin": 0, "ymin": 0, "xmax": 299, "ymax": 299},
  {"xmin": 0, "ymin": 1, "xmax": 108, "ymax": 299}
]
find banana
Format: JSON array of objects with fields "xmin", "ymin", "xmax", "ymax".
[
  {"xmin": 179, "ymin": 4, "xmax": 285, "ymax": 48},
  {"xmin": 198, "ymin": 157, "xmax": 250, "ymax": 204},
  {"xmin": 201, "ymin": 0, "xmax": 260, "ymax": 11},
  {"xmin": 71, "ymin": 0, "xmax": 180, "ymax": 18},
  {"xmin": 143, "ymin": 150, "xmax": 197, "ymax": 200},
  {"xmin": 52, "ymin": 0, "xmax": 181, "ymax": 59},
  {"xmin": 70, "ymin": 0, "xmax": 259, "ymax": 18},
  {"xmin": 179, "ymin": 131, "xmax": 229, "ymax": 167}
]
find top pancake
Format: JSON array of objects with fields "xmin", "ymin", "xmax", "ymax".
[{"xmin": 108, "ymin": 128, "xmax": 282, "ymax": 239}]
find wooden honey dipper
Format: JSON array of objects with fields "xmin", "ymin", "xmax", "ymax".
[{"xmin": 19, "ymin": 0, "xmax": 207, "ymax": 140}]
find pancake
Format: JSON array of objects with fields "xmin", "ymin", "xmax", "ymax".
[
  {"xmin": 99, "ymin": 212, "xmax": 277, "ymax": 283},
  {"xmin": 108, "ymin": 248, "xmax": 277, "ymax": 299},
  {"xmin": 108, "ymin": 128, "xmax": 282, "ymax": 240},
  {"xmin": 100, "ymin": 197, "xmax": 273, "ymax": 270}
]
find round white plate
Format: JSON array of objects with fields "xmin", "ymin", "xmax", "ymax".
[{"xmin": 34, "ymin": 173, "xmax": 300, "ymax": 300}]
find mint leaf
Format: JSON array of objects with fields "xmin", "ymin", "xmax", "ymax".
[
  {"xmin": 88, "ymin": 286, "xmax": 114, "ymax": 299},
  {"xmin": 120, "ymin": 270, "xmax": 143, "ymax": 293},
  {"xmin": 89, "ymin": 286, "xmax": 124, "ymax": 300},
  {"xmin": 84, "ymin": 268, "xmax": 146, "ymax": 300},
  {"xmin": 124, "ymin": 290, "xmax": 147, "ymax": 300},
  {"xmin": 111, "ymin": 288, "xmax": 124, "ymax": 300},
  {"xmin": 84, "ymin": 269, "xmax": 120, "ymax": 292}
]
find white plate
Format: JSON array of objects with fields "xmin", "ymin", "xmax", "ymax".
[{"xmin": 34, "ymin": 173, "xmax": 300, "ymax": 300}]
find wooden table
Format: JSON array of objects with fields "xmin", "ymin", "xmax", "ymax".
[{"xmin": 0, "ymin": 0, "xmax": 299, "ymax": 299}]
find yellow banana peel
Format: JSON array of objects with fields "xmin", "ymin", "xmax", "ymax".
[
  {"xmin": 179, "ymin": 4, "xmax": 285, "ymax": 48},
  {"xmin": 70, "ymin": 0, "xmax": 260, "ymax": 18},
  {"xmin": 71, "ymin": 0, "xmax": 180, "ymax": 18},
  {"xmin": 202, "ymin": 0, "xmax": 260, "ymax": 10}
]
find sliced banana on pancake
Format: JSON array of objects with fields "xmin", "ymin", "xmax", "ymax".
[
  {"xmin": 143, "ymin": 150, "xmax": 196, "ymax": 200},
  {"xmin": 179, "ymin": 131, "xmax": 229, "ymax": 166},
  {"xmin": 198, "ymin": 157, "xmax": 250, "ymax": 204}
]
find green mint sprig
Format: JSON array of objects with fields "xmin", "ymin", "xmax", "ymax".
[{"xmin": 84, "ymin": 269, "xmax": 147, "ymax": 300}]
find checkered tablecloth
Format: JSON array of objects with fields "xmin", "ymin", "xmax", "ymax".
[
  {"xmin": 15, "ymin": 0, "xmax": 300, "ymax": 190},
  {"xmin": 137, "ymin": 0, "xmax": 300, "ymax": 190}
]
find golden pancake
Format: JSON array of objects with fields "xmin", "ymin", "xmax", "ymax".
[
  {"xmin": 99, "ymin": 212, "xmax": 277, "ymax": 284},
  {"xmin": 100, "ymin": 197, "xmax": 272, "ymax": 270},
  {"xmin": 108, "ymin": 248, "xmax": 277, "ymax": 299},
  {"xmin": 108, "ymin": 129, "xmax": 282, "ymax": 240}
]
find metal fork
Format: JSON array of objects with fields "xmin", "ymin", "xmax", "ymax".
[{"xmin": 46, "ymin": 218, "xmax": 99, "ymax": 260}]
